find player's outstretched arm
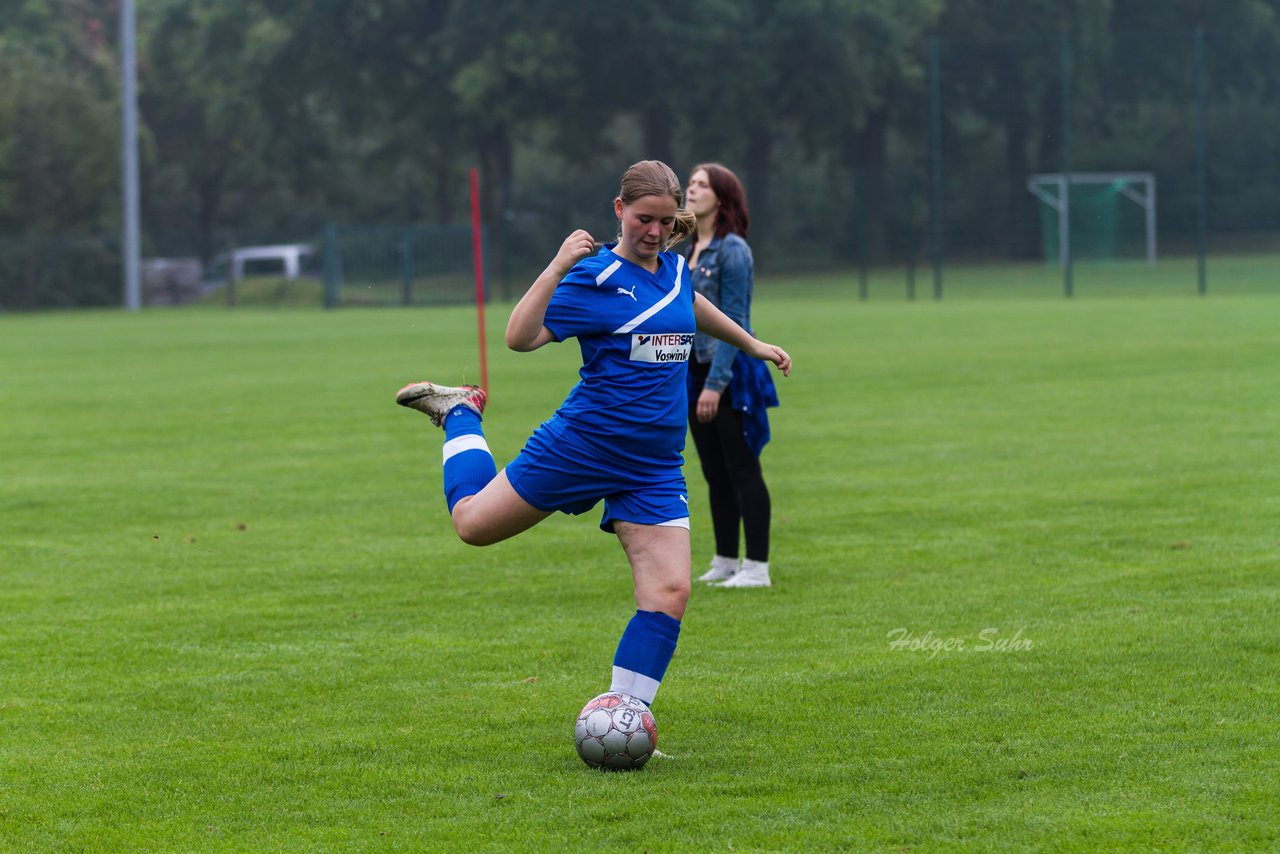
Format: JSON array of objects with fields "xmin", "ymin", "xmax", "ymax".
[
  {"xmin": 693, "ymin": 295, "xmax": 791, "ymax": 377},
  {"xmin": 506, "ymin": 229, "xmax": 597, "ymax": 352}
]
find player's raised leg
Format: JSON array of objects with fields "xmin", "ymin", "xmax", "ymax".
[
  {"xmin": 450, "ymin": 470, "xmax": 551, "ymax": 546},
  {"xmin": 609, "ymin": 522, "xmax": 690, "ymax": 706},
  {"xmin": 396, "ymin": 380, "xmax": 550, "ymax": 545}
]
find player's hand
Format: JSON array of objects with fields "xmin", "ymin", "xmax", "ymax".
[
  {"xmin": 756, "ymin": 342, "xmax": 791, "ymax": 377},
  {"xmin": 552, "ymin": 229, "xmax": 598, "ymax": 276},
  {"xmin": 695, "ymin": 388, "xmax": 722, "ymax": 423}
]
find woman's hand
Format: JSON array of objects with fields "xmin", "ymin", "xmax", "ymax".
[
  {"xmin": 752, "ymin": 341, "xmax": 792, "ymax": 377},
  {"xmin": 507, "ymin": 229, "xmax": 597, "ymax": 352},
  {"xmin": 551, "ymin": 229, "xmax": 598, "ymax": 277},
  {"xmin": 695, "ymin": 388, "xmax": 723, "ymax": 423}
]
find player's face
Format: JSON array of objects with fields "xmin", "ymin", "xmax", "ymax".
[
  {"xmin": 615, "ymin": 193, "xmax": 678, "ymax": 267},
  {"xmin": 685, "ymin": 169, "xmax": 718, "ymax": 220}
]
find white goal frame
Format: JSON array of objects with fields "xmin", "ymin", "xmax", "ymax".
[{"xmin": 1027, "ymin": 172, "xmax": 1157, "ymax": 267}]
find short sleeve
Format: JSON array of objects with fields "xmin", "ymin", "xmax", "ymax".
[{"xmin": 542, "ymin": 265, "xmax": 603, "ymax": 342}]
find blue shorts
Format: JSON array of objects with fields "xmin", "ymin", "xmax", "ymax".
[{"xmin": 504, "ymin": 418, "xmax": 690, "ymax": 533}]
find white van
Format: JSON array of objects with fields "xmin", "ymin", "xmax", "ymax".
[{"xmin": 202, "ymin": 244, "xmax": 316, "ymax": 288}]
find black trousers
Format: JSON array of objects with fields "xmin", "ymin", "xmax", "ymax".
[{"xmin": 688, "ymin": 359, "xmax": 771, "ymax": 562}]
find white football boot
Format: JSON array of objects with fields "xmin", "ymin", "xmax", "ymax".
[
  {"xmin": 715, "ymin": 558, "xmax": 771, "ymax": 588},
  {"xmin": 698, "ymin": 555, "xmax": 739, "ymax": 583},
  {"xmin": 395, "ymin": 381, "xmax": 487, "ymax": 427}
]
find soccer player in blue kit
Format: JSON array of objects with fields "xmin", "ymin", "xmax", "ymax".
[{"xmin": 395, "ymin": 160, "xmax": 791, "ymax": 712}]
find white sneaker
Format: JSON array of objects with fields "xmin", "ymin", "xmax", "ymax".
[
  {"xmin": 395, "ymin": 381, "xmax": 487, "ymax": 427},
  {"xmin": 698, "ymin": 555, "xmax": 739, "ymax": 583},
  {"xmin": 716, "ymin": 558, "xmax": 771, "ymax": 588}
]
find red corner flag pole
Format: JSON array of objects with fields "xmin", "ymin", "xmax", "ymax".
[{"xmin": 469, "ymin": 168, "xmax": 489, "ymax": 392}]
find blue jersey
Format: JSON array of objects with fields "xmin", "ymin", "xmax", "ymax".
[{"xmin": 541, "ymin": 244, "xmax": 696, "ymax": 468}]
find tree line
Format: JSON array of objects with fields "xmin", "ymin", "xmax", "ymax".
[{"xmin": 3, "ymin": 0, "xmax": 1280, "ymax": 304}]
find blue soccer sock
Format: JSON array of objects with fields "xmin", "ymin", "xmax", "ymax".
[
  {"xmin": 611, "ymin": 609, "xmax": 681, "ymax": 706},
  {"xmin": 441, "ymin": 405, "xmax": 496, "ymax": 513}
]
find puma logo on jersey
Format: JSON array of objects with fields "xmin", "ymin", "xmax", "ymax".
[{"xmin": 616, "ymin": 285, "xmax": 637, "ymax": 301}]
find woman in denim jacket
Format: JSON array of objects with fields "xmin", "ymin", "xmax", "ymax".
[{"xmin": 684, "ymin": 163, "xmax": 779, "ymax": 588}]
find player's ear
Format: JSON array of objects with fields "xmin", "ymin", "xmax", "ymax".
[{"xmin": 614, "ymin": 197, "xmax": 624, "ymax": 220}]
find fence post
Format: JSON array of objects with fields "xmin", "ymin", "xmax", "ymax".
[
  {"xmin": 855, "ymin": 169, "xmax": 869, "ymax": 301},
  {"xmin": 929, "ymin": 37, "xmax": 944, "ymax": 301},
  {"xmin": 401, "ymin": 227, "xmax": 413, "ymax": 306},
  {"xmin": 906, "ymin": 170, "xmax": 918, "ymax": 301},
  {"xmin": 323, "ymin": 224, "xmax": 340, "ymax": 309},
  {"xmin": 1061, "ymin": 30, "xmax": 1074, "ymax": 299},
  {"xmin": 226, "ymin": 235, "xmax": 237, "ymax": 308},
  {"xmin": 1195, "ymin": 25, "xmax": 1208, "ymax": 296}
]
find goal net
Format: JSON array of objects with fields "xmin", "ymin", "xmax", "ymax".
[{"xmin": 1027, "ymin": 173, "xmax": 1156, "ymax": 266}]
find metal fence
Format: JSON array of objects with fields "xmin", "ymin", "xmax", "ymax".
[
  {"xmin": 837, "ymin": 27, "xmax": 1279, "ymax": 297},
  {"xmin": 320, "ymin": 223, "xmax": 481, "ymax": 308},
  {"xmin": 496, "ymin": 27, "xmax": 1279, "ymax": 299},
  {"xmin": 5, "ymin": 27, "xmax": 1279, "ymax": 309}
]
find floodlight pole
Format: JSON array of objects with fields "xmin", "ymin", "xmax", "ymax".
[{"xmin": 121, "ymin": 0, "xmax": 141, "ymax": 311}]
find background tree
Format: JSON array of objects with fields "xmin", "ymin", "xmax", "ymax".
[
  {"xmin": 931, "ymin": 0, "xmax": 1111, "ymax": 258},
  {"xmin": 0, "ymin": 0, "xmax": 118, "ymax": 238},
  {"xmin": 676, "ymin": 0, "xmax": 942, "ymax": 261},
  {"xmin": 266, "ymin": 0, "xmax": 466, "ymax": 226},
  {"xmin": 0, "ymin": 3, "xmax": 120, "ymax": 307},
  {"xmin": 139, "ymin": 0, "xmax": 299, "ymax": 262},
  {"xmin": 5, "ymin": 0, "xmax": 1280, "ymax": 306}
]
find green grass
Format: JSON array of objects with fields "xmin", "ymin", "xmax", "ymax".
[
  {"xmin": 192, "ymin": 272, "xmax": 490, "ymax": 309},
  {"xmin": 191, "ymin": 275, "xmax": 329, "ymax": 308},
  {"xmin": 1, "ymin": 284, "xmax": 1277, "ymax": 851}
]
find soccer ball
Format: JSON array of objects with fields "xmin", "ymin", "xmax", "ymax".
[{"xmin": 573, "ymin": 692, "xmax": 658, "ymax": 770}]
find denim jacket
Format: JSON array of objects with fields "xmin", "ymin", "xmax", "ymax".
[{"xmin": 688, "ymin": 232, "xmax": 753, "ymax": 394}]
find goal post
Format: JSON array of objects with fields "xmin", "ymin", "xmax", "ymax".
[{"xmin": 1027, "ymin": 172, "xmax": 1157, "ymax": 267}]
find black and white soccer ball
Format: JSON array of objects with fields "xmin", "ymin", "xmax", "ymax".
[{"xmin": 573, "ymin": 692, "xmax": 658, "ymax": 770}]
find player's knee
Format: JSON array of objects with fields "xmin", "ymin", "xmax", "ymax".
[
  {"xmin": 663, "ymin": 576, "xmax": 691, "ymax": 610},
  {"xmin": 455, "ymin": 525, "xmax": 495, "ymax": 547},
  {"xmin": 451, "ymin": 512, "xmax": 496, "ymax": 547}
]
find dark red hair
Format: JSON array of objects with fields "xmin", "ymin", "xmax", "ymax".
[{"xmin": 692, "ymin": 162, "xmax": 750, "ymax": 240}]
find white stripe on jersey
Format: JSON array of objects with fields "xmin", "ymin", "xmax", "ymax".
[
  {"xmin": 613, "ymin": 255, "xmax": 685, "ymax": 335},
  {"xmin": 595, "ymin": 260, "xmax": 622, "ymax": 286}
]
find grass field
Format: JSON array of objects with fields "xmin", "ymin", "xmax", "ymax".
[{"xmin": 2, "ymin": 281, "xmax": 1278, "ymax": 851}]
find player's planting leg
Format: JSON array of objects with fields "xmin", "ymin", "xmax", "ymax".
[
  {"xmin": 611, "ymin": 522, "xmax": 690, "ymax": 706},
  {"xmin": 610, "ymin": 609, "xmax": 681, "ymax": 707}
]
